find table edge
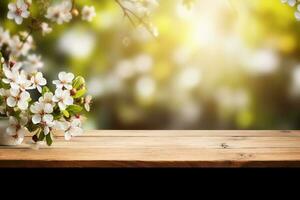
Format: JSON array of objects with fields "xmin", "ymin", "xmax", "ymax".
[{"xmin": 1, "ymin": 160, "xmax": 300, "ymax": 168}]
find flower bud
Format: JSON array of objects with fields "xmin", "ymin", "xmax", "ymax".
[
  {"xmin": 72, "ymin": 8, "xmax": 79, "ymax": 17},
  {"xmin": 70, "ymin": 88, "xmax": 77, "ymax": 96},
  {"xmin": 32, "ymin": 135, "xmax": 38, "ymax": 142},
  {"xmin": 9, "ymin": 61, "xmax": 16, "ymax": 68},
  {"xmin": 73, "ymin": 76, "xmax": 85, "ymax": 89}
]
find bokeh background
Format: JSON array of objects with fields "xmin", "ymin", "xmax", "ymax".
[{"xmin": 1, "ymin": 0, "xmax": 300, "ymax": 130}]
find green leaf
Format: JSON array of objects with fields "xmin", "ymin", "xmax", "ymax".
[
  {"xmin": 0, "ymin": 81, "xmax": 10, "ymax": 89},
  {"xmin": 62, "ymin": 110, "xmax": 70, "ymax": 118},
  {"xmin": 73, "ymin": 76, "xmax": 85, "ymax": 89},
  {"xmin": 38, "ymin": 131, "xmax": 45, "ymax": 141},
  {"xmin": 53, "ymin": 112, "xmax": 63, "ymax": 120},
  {"xmin": 73, "ymin": 88, "xmax": 86, "ymax": 99},
  {"xmin": 66, "ymin": 104, "xmax": 83, "ymax": 114},
  {"xmin": 42, "ymin": 86, "xmax": 50, "ymax": 95},
  {"xmin": 27, "ymin": 123, "xmax": 39, "ymax": 133},
  {"xmin": 46, "ymin": 133, "xmax": 52, "ymax": 146}
]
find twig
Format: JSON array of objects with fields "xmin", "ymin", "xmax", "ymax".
[{"xmin": 115, "ymin": 0, "xmax": 158, "ymax": 39}]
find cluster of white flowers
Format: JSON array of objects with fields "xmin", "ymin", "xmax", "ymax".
[
  {"xmin": 6, "ymin": 0, "xmax": 96, "ymax": 37},
  {"xmin": 45, "ymin": 1, "xmax": 97, "ymax": 24},
  {"xmin": 0, "ymin": 0, "xmax": 164, "ymax": 145},
  {"xmin": 45, "ymin": 0, "xmax": 73, "ymax": 24},
  {"xmin": 0, "ymin": 0, "xmax": 101, "ymax": 146},
  {"xmin": 281, "ymin": 0, "xmax": 300, "ymax": 20},
  {"xmin": 0, "ymin": 27, "xmax": 35, "ymax": 60},
  {"xmin": 0, "ymin": 57, "xmax": 92, "ymax": 145}
]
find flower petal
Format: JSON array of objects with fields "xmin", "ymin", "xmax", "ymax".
[
  {"xmin": 30, "ymin": 103, "xmax": 40, "ymax": 113},
  {"xmin": 8, "ymin": 3, "xmax": 16, "ymax": 11},
  {"xmin": 58, "ymin": 72, "xmax": 67, "ymax": 81},
  {"xmin": 71, "ymin": 118, "xmax": 81, "ymax": 127},
  {"xmin": 18, "ymin": 100, "xmax": 28, "ymax": 110},
  {"xmin": 21, "ymin": 10, "xmax": 29, "ymax": 18},
  {"xmin": 64, "ymin": 96, "xmax": 73, "ymax": 105},
  {"xmin": 66, "ymin": 73, "xmax": 74, "ymax": 82},
  {"xmin": 44, "ymin": 126, "xmax": 50, "ymax": 135},
  {"xmin": 58, "ymin": 102, "xmax": 66, "ymax": 110},
  {"xmin": 84, "ymin": 104, "xmax": 90, "ymax": 112},
  {"xmin": 9, "ymin": 116, "xmax": 18, "ymax": 126},
  {"xmin": 10, "ymin": 88, "xmax": 20, "ymax": 97},
  {"xmin": 15, "ymin": 16, "xmax": 23, "ymax": 25},
  {"xmin": 44, "ymin": 103, "xmax": 53, "ymax": 113},
  {"xmin": 7, "ymin": 11, "xmax": 15, "ymax": 19},
  {"xmin": 43, "ymin": 114, "xmax": 53, "ymax": 124},
  {"xmin": 20, "ymin": 91, "xmax": 30, "ymax": 100},
  {"xmin": 6, "ymin": 126, "xmax": 17, "ymax": 136},
  {"xmin": 64, "ymin": 131, "xmax": 72, "ymax": 140},
  {"xmin": 32, "ymin": 114, "xmax": 41, "ymax": 124},
  {"xmin": 6, "ymin": 97, "xmax": 16, "ymax": 107}
]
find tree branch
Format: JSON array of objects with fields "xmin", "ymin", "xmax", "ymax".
[{"xmin": 115, "ymin": 0, "xmax": 158, "ymax": 38}]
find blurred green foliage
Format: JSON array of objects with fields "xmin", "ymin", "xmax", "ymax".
[{"xmin": 1, "ymin": 0, "xmax": 300, "ymax": 130}]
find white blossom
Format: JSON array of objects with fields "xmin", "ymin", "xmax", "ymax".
[
  {"xmin": 11, "ymin": 73, "xmax": 32, "ymax": 91},
  {"xmin": 0, "ymin": 89, "xmax": 10, "ymax": 114},
  {"xmin": 52, "ymin": 88, "xmax": 73, "ymax": 110},
  {"xmin": 282, "ymin": 0, "xmax": 297, "ymax": 7},
  {"xmin": 45, "ymin": 0, "xmax": 72, "ymax": 24},
  {"xmin": 84, "ymin": 95, "xmax": 92, "ymax": 112},
  {"xmin": 38, "ymin": 92, "xmax": 55, "ymax": 106},
  {"xmin": 7, "ymin": 0, "xmax": 30, "ymax": 25},
  {"xmin": 59, "ymin": 118, "xmax": 83, "ymax": 140},
  {"xmin": 30, "ymin": 72, "xmax": 47, "ymax": 93},
  {"xmin": 0, "ymin": 88, "xmax": 10, "ymax": 100},
  {"xmin": 2, "ymin": 63, "xmax": 20, "ymax": 85},
  {"xmin": 6, "ymin": 116, "xmax": 27, "ymax": 144},
  {"xmin": 40, "ymin": 22, "xmax": 52, "ymax": 36},
  {"xmin": 29, "ymin": 102, "xmax": 54, "ymax": 135},
  {"xmin": 4, "ymin": 61, "xmax": 22, "ymax": 71},
  {"xmin": 30, "ymin": 102, "xmax": 53, "ymax": 125},
  {"xmin": 23, "ymin": 54, "xmax": 44, "ymax": 73},
  {"xmin": 9, "ymin": 34, "xmax": 33, "ymax": 57},
  {"xmin": 0, "ymin": 105, "xmax": 6, "ymax": 114},
  {"xmin": 295, "ymin": 4, "xmax": 300, "ymax": 21},
  {"xmin": 0, "ymin": 0, "xmax": 92, "ymax": 145},
  {"xmin": 6, "ymin": 88, "xmax": 30, "ymax": 110},
  {"xmin": 81, "ymin": 6, "xmax": 96, "ymax": 22},
  {"xmin": 52, "ymin": 71, "xmax": 74, "ymax": 90},
  {"xmin": 0, "ymin": 27, "xmax": 10, "ymax": 47},
  {"xmin": 42, "ymin": 115, "xmax": 55, "ymax": 135}
]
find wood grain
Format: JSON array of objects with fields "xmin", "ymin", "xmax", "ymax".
[{"xmin": 1, "ymin": 130, "xmax": 300, "ymax": 167}]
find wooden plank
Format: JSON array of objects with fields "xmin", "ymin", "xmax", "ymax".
[
  {"xmin": 58, "ymin": 130, "xmax": 300, "ymax": 137},
  {"xmin": 1, "ymin": 130, "xmax": 300, "ymax": 167},
  {"xmin": 3, "ymin": 136, "xmax": 300, "ymax": 149},
  {"xmin": 1, "ymin": 148, "xmax": 300, "ymax": 167}
]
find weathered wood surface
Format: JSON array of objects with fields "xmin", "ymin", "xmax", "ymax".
[{"xmin": 1, "ymin": 130, "xmax": 300, "ymax": 167}]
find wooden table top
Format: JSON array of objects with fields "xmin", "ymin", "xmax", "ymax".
[{"xmin": 1, "ymin": 130, "xmax": 300, "ymax": 168}]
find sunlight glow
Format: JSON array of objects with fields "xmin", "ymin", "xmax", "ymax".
[
  {"xmin": 58, "ymin": 28, "xmax": 95, "ymax": 59},
  {"xmin": 177, "ymin": 67, "xmax": 202, "ymax": 90},
  {"xmin": 135, "ymin": 76, "xmax": 156, "ymax": 99}
]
